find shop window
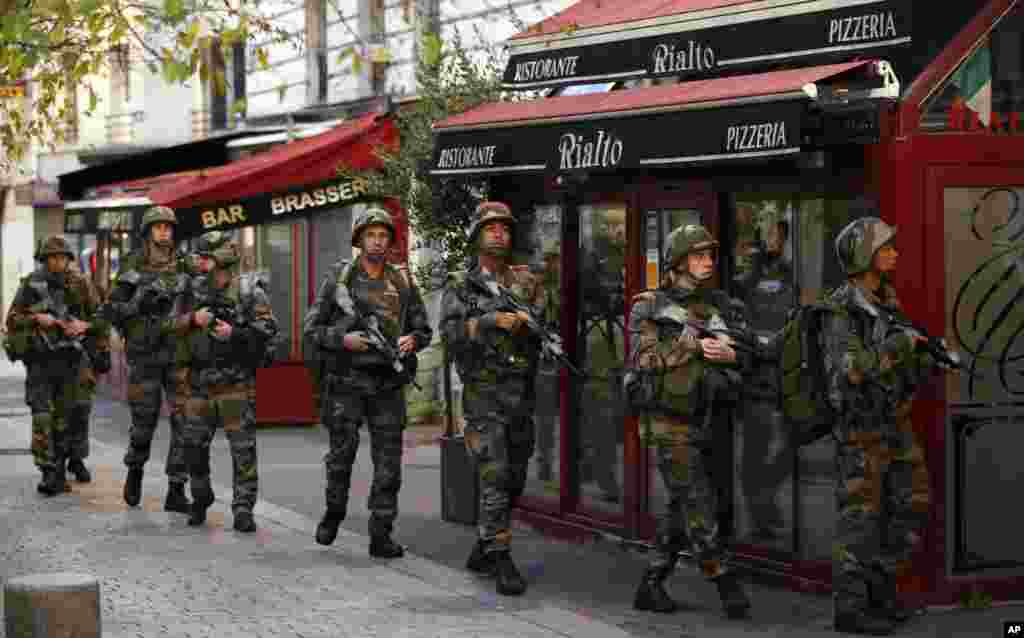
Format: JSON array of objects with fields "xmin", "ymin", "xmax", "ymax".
[
  {"xmin": 310, "ymin": 203, "xmax": 358, "ymax": 291},
  {"xmin": 728, "ymin": 192, "xmax": 872, "ymax": 559},
  {"xmin": 521, "ymin": 204, "xmax": 564, "ymax": 503},
  {"xmin": 921, "ymin": 3, "xmax": 1024, "ymax": 132},
  {"xmin": 576, "ymin": 203, "xmax": 627, "ymax": 511},
  {"xmin": 257, "ymin": 219, "xmax": 308, "ymax": 362},
  {"xmin": 943, "ymin": 186, "xmax": 1024, "ymax": 571}
]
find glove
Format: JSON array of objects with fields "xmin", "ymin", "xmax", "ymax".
[{"xmin": 94, "ymin": 351, "xmax": 112, "ymax": 374}]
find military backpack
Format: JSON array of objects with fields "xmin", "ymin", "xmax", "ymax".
[{"xmin": 777, "ymin": 303, "xmax": 840, "ymax": 446}]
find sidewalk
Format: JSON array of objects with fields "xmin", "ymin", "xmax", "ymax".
[{"xmin": 0, "ymin": 355, "xmax": 1013, "ymax": 637}]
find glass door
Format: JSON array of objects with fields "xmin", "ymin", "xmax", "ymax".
[
  {"xmin": 631, "ymin": 182, "xmax": 721, "ymax": 537},
  {"xmin": 932, "ymin": 167, "xmax": 1024, "ymax": 576}
]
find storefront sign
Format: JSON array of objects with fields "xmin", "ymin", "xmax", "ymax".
[
  {"xmin": 174, "ymin": 176, "xmax": 372, "ymax": 238},
  {"xmin": 63, "ymin": 207, "xmax": 144, "ymax": 235},
  {"xmin": 432, "ymin": 99, "xmax": 804, "ymax": 176},
  {"xmin": 503, "ymin": 0, "xmax": 910, "ymax": 88}
]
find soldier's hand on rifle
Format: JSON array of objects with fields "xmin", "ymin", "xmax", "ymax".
[
  {"xmin": 63, "ymin": 319, "xmax": 89, "ymax": 337},
  {"xmin": 193, "ymin": 308, "xmax": 213, "ymax": 329},
  {"xmin": 398, "ymin": 335, "xmax": 417, "ymax": 354},
  {"xmin": 212, "ymin": 319, "xmax": 232, "ymax": 340},
  {"xmin": 495, "ymin": 311, "xmax": 530, "ymax": 334},
  {"xmin": 33, "ymin": 313, "xmax": 57, "ymax": 328},
  {"xmin": 343, "ymin": 332, "xmax": 371, "ymax": 352},
  {"xmin": 700, "ymin": 337, "xmax": 736, "ymax": 363}
]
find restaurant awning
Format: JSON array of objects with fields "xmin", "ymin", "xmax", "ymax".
[
  {"xmin": 63, "ymin": 171, "xmax": 204, "ymax": 235},
  {"xmin": 503, "ymin": 0, "xmax": 910, "ymax": 89},
  {"xmin": 432, "ymin": 60, "xmax": 894, "ymax": 176},
  {"xmin": 145, "ymin": 113, "xmax": 397, "ymax": 239}
]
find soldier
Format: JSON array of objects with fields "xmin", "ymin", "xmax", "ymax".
[
  {"xmin": 100, "ymin": 206, "xmax": 191, "ymax": 512},
  {"xmin": 64, "ymin": 258, "xmax": 113, "ymax": 484},
  {"xmin": 302, "ymin": 206, "xmax": 431, "ymax": 557},
  {"xmin": 173, "ymin": 241, "xmax": 278, "ymax": 531},
  {"xmin": 5, "ymin": 236, "xmax": 109, "ymax": 495},
  {"xmin": 825, "ymin": 218, "xmax": 938, "ymax": 635},
  {"xmin": 440, "ymin": 201, "xmax": 545, "ymax": 596},
  {"xmin": 625, "ymin": 223, "xmax": 752, "ymax": 618}
]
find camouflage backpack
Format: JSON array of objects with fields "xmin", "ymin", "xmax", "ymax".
[{"xmin": 777, "ymin": 303, "xmax": 841, "ymax": 446}]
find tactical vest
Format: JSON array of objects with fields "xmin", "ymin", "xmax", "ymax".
[
  {"xmin": 4, "ymin": 272, "xmax": 90, "ymax": 361},
  {"xmin": 116, "ymin": 251, "xmax": 187, "ymax": 357},
  {"xmin": 185, "ymin": 274, "xmax": 268, "ymax": 371}
]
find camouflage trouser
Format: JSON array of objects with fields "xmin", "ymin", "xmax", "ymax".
[
  {"xmin": 463, "ymin": 376, "xmax": 535, "ymax": 554},
  {"xmin": 66, "ymin": 359, "xmax": 97, "ymax": 463},
  {"xmin": 833, "ymin": 425, "xmax": 924, "ymax": 617},
  {"xmin": 321, "ymin": 373, "xmax": 406, "ymax": 537},
  {"xmin": 649, "ymin": 418, "xmax": 727, "ymax": 579},
  {"xmin": 124, "ymin": 359, "xmax": 188, "ymax": 484},
  {"xmin": 182, "ymin": 381, "xmax": 258, "ymax": 513},
  {"xmin": 25, "ymin": 355, "xmax": 81, "ymax": 472}
]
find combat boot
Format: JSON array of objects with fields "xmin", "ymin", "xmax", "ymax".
[
  {"xmin": 37, "ymin": 470, "xmax": 60, "ymax": 496},
  {"xmin": 868, "ymin": 577, "xmax": 915, "ymax": 624},
  {"xmin": 187, "ymin": 488, "xmax": 215, "ymax": 527},
  {"xmin": 123, "ymin": 467, "xmax": 143, "ymax": 507},
  {"xmin": 164, "ymin": 482, "xmax": 191, "ymax": 513},
  {"xmin": 314, "ymin": 510, "xmax": 345, "ymax": 546},
  {"xmin": 633, "ymin": 568, "xmax": 678, "ymax": 613},
  {"xmin": 834, "ymin": 610, "xmax": 896, "ymax": 635},
  {"xmin": 493, "ymin": 551, "xmax": 527, "ymax": 596},
  {"xmin": 233, "ymin": 510, "xmax": 257, "ymax": 533},
  {"xmin": 714, "ymin": 573, "xmax": 751, "ymax": 619},
  {"xmin": 466, "ymin": 540, "xmax": 496, "ymax": 575},
  {"xmin": 369, "ymin": 534, "xmax": 405, "ymax": 558},
  {"xmin": 67, "ymin": 459, "xmax": 92, "ymax": 483},
  {"xmin": 54, "ymin": 457, "xmax": 71, "ymax": 493}
]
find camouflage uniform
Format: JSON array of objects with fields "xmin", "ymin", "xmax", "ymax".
[
  {"xmin": 440, "ymin": 202, "xmax": 545, "ymax": 596},
  {"xmin": 302, "ymin": 207, "xmax": 431, "ymax": 552},
  {"xmin": 5, "ymin": 237, "xmax": 110, "ymax": 494},
  {"xmin": 99, "ymin": 206, "xmax": 191, "ymax": 509},
  {"xmin": 625, "ymin": 224, "xmax": 751, "ymax": 618},
  {"xmin": 63, "ymin": 261, "xmax": 112, "ymax": 483},
  {"xmin": 173, "ymin": 241, "xmax": 278, "ymax": 531},
  {"xmin": 824, "ymin": 218, "xmax": 935, "ymax": 633}
]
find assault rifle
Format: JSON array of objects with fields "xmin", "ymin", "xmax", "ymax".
[
  {"xmin": 885, "ymin": 313, "xmax": 966, "ymax": 372},
  {"xmin": 27, "ymin": 301, "xmax": 90, "ymax": 357},
  {"xmin": 360, "ymin": 313, "xmax": 422, "ymax": 392},
  {"xmin": 649, "ymin": 310, "xmax": 774, "ymax": 362},
  {"xmin": 472, "ymin": 278, "xmax": 585, "ymax": 377}
]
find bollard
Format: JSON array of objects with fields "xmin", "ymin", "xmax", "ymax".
[{"xmin": 4, "ymin": 572, "xmax": 100, "ymax": 638}]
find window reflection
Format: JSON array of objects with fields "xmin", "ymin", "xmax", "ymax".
[{"xmin": 577, "ymin": 204, "xmax": 626, "ymax": 511}]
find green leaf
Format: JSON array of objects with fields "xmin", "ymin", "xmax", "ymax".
[
  {"xmin": 276, "ymin": 83, "xmax": 287, "ymax": 102},
  {"xmin": 255, "ymin": 47, "xmax": 269, "ymax": 70},
  {"xmin": 421, "ymin": 33, "xmax": 442, "ymax": 68},
  {"xmin": 351, "ymin": 49, "xmax": 363, "ymax": 75},
  {"xmin": 87, "ymin": 88, "xmax": 98, "ymax": 113},
  {"xmin": 163, "ymin": 0, "xmax": 185, "ymax": 22}
]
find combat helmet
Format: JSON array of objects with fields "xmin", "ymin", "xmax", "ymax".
[
  {"xmin": 140, "ymin": 205, "xmax": 177, "ymax": 239},
  {"xmin": 351, "ymin": 206, "xmax": 395, "ymax": 247},
  {"xmin": 209, "ymin": 241, "xmax": 242, "ymax": 270},
  {"xmin": 195, "ymin": 230, "xmax": 232, "ymax": 257},
  {"xmin": 467, "ymin": 201, "xmax": 516, "ymax": 245},
  {"xmin": 834, "ymin": 217, "xmax": 897, "ymax": 276},
  {"xmin": 663, "ymin": 223, "xmax": 719, "ymax": 271},
  {"xmin": 37, "ymin": 236, "xmax": 75, "ymax": 260}
]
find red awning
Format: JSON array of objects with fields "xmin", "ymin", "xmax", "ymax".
[
  {"xmin": 510, "ymin": 0, "xmax": 751, "ymax": 41},
  {"xmin": 438, "ymin": 61, "xmax": 873, "ymax": 130},
  {"xmin": 149, "ymin": 113, "xmax": 396, "ymax": 210},
  {"xmin": 88, "ymin": 170, "xmax": 206, "ymax": 200}
]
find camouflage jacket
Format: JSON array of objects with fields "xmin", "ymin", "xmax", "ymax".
[
  {"xmin": 302, "ymin": 259, "xmax": 432, "ymax": 380},
  {"xmin": 440, "ymin": 263, "xmax": 545, "ymax": 385},
  {"xmin": 821, "ymin": 281, "xmax": 933, "ymax": 429},
  {"xmin": 5, "ymin": 267, "xmax": 110, "ymax": 363},
  {"xmin": 626, "ymin": 279, "xmax": 750, "ymax": 418},
  {"xmin": 99, "ymin": 246, "xmax": 189, "ymax": 363},
  {"xmin": 174, "ymin": 273, "xmax": 279, "ymax": 390}
]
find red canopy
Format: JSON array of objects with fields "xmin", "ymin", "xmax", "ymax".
[{"xmin": 149, "ymin": 113, "xmax": 397, "ymax": 210}]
